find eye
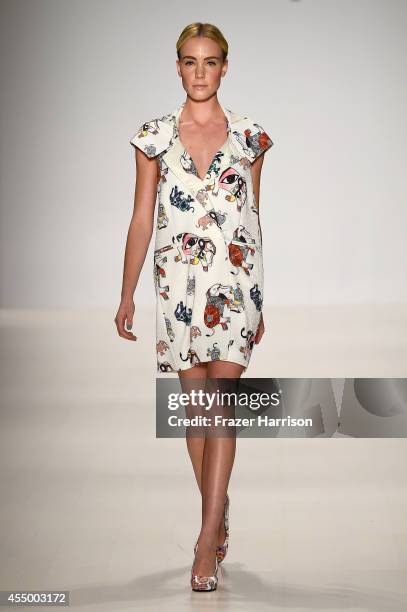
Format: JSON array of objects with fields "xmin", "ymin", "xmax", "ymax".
[
  {"xmin": 220, "ymin": 173, "xmax": 239, "ymax": 185},
  {"xmin": 207, "ymin": 60, "xmax": 217, "ymax": 65}
]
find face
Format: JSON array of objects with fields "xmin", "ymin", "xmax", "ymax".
[{"xmin": 176, "ymin": 36, "xmax": 228, "ymax": 100}]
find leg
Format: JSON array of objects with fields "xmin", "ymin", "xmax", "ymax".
[
  {"xmin": 193, "ymin": 360, "xmax": 244, "ymax": 576},
  {"xmin": 178, "ymin": 362, "xmax": 234, "ymax": 553},
  {"xmin": 178, "ymin": 363, "xmax": 208, "ymax": 495}
]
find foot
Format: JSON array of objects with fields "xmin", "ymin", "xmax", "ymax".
[{"xmin": 192, "ymin": 537, "xmax": 218, "ymax": 577}]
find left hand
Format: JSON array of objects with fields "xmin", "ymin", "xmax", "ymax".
[{"xmin": 254, "ymin": 313, "xmax": 265, "ymax": 344}]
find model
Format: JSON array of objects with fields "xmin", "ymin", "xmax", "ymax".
[{"xmin": 115, "ymin": 22, "xmax": 274, "ymax": 591}]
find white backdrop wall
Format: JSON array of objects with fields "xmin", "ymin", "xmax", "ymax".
[{"xmin": 0, "ymin": 0, "xmax": 406, "ymax": 308}]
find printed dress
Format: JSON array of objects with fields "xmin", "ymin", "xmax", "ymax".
[{"xmin": 130, "ymin": 101, "xmax": 274, "ymax": 373}]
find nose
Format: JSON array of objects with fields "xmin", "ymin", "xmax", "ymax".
[{"xmin": 195, "ymin": 63, "xmax": 205, "ymax": 78}]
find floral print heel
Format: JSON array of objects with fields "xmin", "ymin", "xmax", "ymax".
[{"xmin": 191, "ymin": 543, "xmax": 219, "ymax": 591}]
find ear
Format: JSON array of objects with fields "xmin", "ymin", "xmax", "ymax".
[{"xmin": 176, "ymin": 58, "xmax": 181, "ymax": 77}]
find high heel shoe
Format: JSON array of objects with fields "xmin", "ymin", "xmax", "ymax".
[
  {"xmin": 216, "ymin": 494, "xmax": 229, "ymax": 563},
  {"xmin": 193, "ymin": 494, "xmax": 230, "ymax": 563},
  {"xmin": 190, "ymin": 542, "xmax": 219, "ymax": 591}
]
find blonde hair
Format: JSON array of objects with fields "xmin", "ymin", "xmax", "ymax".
[{"xmin": 176, "ymin": 23, "xmax": 228, "ymax": 61}]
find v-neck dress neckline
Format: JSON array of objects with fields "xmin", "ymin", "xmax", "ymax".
[{"xmin": 174, "ymin": 101, "xmax": 232, "ymax": 183}]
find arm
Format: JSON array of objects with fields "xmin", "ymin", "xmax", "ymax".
[
  {"xmin": 251, "ymin": 152, "xmax": 264, "ymax": 223},
  {"xmin": 114, "ymin": 148, "xmax": 159, "ymax": 340},
  {"xmin": 251, "ymin": 154, "xmax": 266, "ymax": 345}
]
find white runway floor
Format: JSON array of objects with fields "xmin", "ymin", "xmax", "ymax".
[{"xmin": 1, "ymin": 306, "xmax": 407, "ymax": 611}]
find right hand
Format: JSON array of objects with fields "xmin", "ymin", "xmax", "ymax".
[{"xmin": 114, "ymin": 298, "xmax": 137, "ymax": 340}]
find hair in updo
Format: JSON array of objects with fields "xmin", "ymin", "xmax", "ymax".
[{"xmin": 176, "ymin": 23, "xmax": 228, "ymax": 61}]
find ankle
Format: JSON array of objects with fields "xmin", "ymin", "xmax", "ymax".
[{"xmin": 197, "ymin": 533, "xmax": 218, "ymax": 551}]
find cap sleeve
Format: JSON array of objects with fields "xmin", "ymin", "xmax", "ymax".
[
  {"xmin": 129, "ymin": 117, "xmax": 173, "ymax": 159},
  {"xmin": 230, "ymin": 116, "xmax": 274, "ymax": 163}
]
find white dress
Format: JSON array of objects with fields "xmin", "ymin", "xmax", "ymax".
[{"xmin": 130, "ymin": 101, "xmax": 274, "ymax": 373}]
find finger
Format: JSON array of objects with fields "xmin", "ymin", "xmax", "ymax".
[
  {"xmin": 116, "ymin": 313, "xmax": 126, "ymax": 334},
  {"xmin": 115, "ymin": 312, "xmax": 135, "ymax": 338},
  {"xmin": 118, "ymin": 327, "xmax": 138, "ymax": 340},
  {"xmin": 124, "ymin": 311, "xmax": 136, "ymax": 339},
  {"xmin": 114, "ymin": 316, "xmax": 122, "ymax": 334},
  {"xmin": 120, "ymin": 331, "xmax": 138, "ymax": 341}
]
